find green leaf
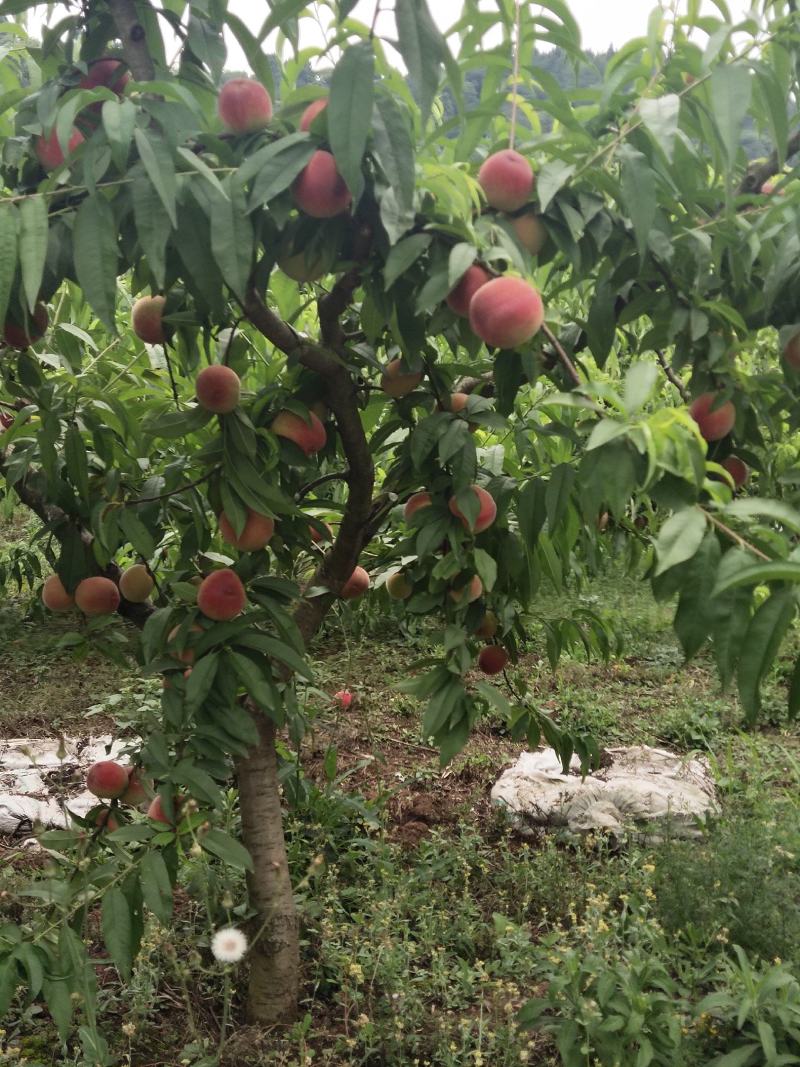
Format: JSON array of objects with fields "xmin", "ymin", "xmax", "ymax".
[
  {"xmin": 713, "ymin": 560, "xmax": 800, "ymax": 596},
  {"xmin": 708, "ymin": 1043, "xmax": 760, "ymax": 1067},
  {"xmin": 619, "ymin": 145, "xmax": 656, "ymax": 259},
  {"xmin": 102, "ymin": 98, "xmax": 135, "ymax": 171},
  {"xmin": 710, "ymin": 65, "xmax": 752, "ymax": 166},
  {"xmin": 42, "ymin": 972, "xmax": 73, "ymax": 1042},
  {"xmin": 250, "ymin": 636, "xmax": 314, "ymax": 681},
  {"xmin": 329, "ymin": 41, "xmax": 374, "ymax": 202},
  {"xmin": 536, "ymin": 160, "xmax": 576, "ymax": 212},
  {"xmin": 639, "ymin": 94, "xmax": 680, "ymax": 160},
  {"xmin": 242, "ymin": 134, "xmax": 316, "ymax": 212},
  {"xmin": 140, "ymin": 851, "xmax": 173, "ymax": 925},
  {"xmin": 394, "ymin": 0, "xmax": 447, "ymax": 125},
  {"xmin": 654, "ymin": 508, "xmax": 707, "ymax": 576},
  {"xmin": 64, "ymin": 424, "xmax": 90, "ymax": 501},
  {"xmin": 101, "ymin": 887, "xmax": 133, "ymax": 980},
  {"xmin": 723, "ymin": 498, "xmax": 800, "ymax": 536},
  {"xmin": 448, "ymin": 242, "xmax": 477, "ymax": 289},
  {"xmin": 73, "ymin": 195, "xmax": 118, "ymax": 333},
  {"xmin": 228, "ymin": 650, "xmax": 281, "ymax": 716},
  {"xmin": 118, "ymin": 508, "xmax": 156, "ymax": 559},
  {"xmin": 373, "ymin": 93, "xmax": 416, "ymax": 214},
  {"xmin": 200, "ymin": 828, "xmax": 253, "ymax": 871},
  {"xmin": 737, "ymin": 591, "xmax": 796, "ymax": 723},
  {"xmin": 184, "ymin": 651, "xmax": 219, "ymax": 713},
  {"xmin": 18, "ymin": 195, "xmax": 47, "ymax": 313},
  {"xmin": 623, "ymin": 362, "xmax": 658, "ymax": 414},
  {"xmin": 0, "ymin": 203, "xmax": 18, "ymax": 329},
  {"xmin": 788, "ymin": 656, "xmax": 800, "ymax": 720},
  {"xmin": 134, "ymin": 130, "xmax": 177, "ymax": 227},
  {"xmin": 384, "ymin": 234, "xmax": 431, "ymax": 289},
  {"xmin": 176, "ymin": 145, "xmax": 228, "ymax": 199},
  {"xmin": 132, "ymin": 170, "xmax": 171, "ymax": 291},
  {"xmin": 210, "ymin": 181, "xmax": 254, "ymax": 299}
]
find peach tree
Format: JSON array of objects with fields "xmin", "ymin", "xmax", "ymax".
[{"xmin": 0, "ymin": 0, "xmax": 799, "ymax": 1050}]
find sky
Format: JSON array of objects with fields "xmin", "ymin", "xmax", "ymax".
[{"xmin": 25, "ymin": 1, "xmax": 756, "ymax": 68}]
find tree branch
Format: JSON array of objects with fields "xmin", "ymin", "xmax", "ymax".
[
  {"xmin": 737, "ymin": 127, "xmax": 800, "ymax": 196},
  {"xmin": 541, "ymin": 323, "xmax": 581, "ymax": 386},
  {"xmin": 296, "ymin": 469, "xmax": 349, "ymax": 501},
  {"xmin": 317, "ymin": 224, "xmax": 372, "ymax": 350},
  {"xmin": 655, "ymin": 349, "xmax": 690, "ymax": 402},
  {"xmin": 108, "ymin": 0, "xmax": 156, "ymax": 81}
]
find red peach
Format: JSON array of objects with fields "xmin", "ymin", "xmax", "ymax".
[
  {"xmin": 197, "ymin": 568, "xmax": 247, "ymax": 621},
  {"xmin": 167, "ymin": 624, "xmax": 203, "ymax": 665},
  {"xmin": 478, "ymin": 149, "xmax": 534, "ymax": 212},
  {"xmin": 79, "ymin": 59, "xmax": 129, "ymax": 94},
  {"xmin": 219, "ymin": 509, "xmax": 275, "ymax": 551},
  {"xmin": 510, "ymin": 212, "xmax": 547, "ymax": 255},
  {"xmin": 783, "ymin": 333, "xmax": 800, "ymax": 370},
  {"xmin": 449, "ymin": 575, "xmax": 483, "ymax": 603},
  {"xmin": 35, "ymin": 127, "xmax": 84, "ymax": 170},
  {"xmin": 300, "ymin": 97, "xmax": 328, "ymax": 131},
  {"xmin": 293, "ymin": 150, "xmax": 352, "ymax": 219},
  {"xmin": 132, "ymin": 295, "xmax": 166, "ymax": 344},
  {"xmin": 119, "ymin": 564, "xmax": 154, "ymax": 603},
  {"xmin": 446, "ymin": 265, "xmax": 491, "ymax": 318},
  {"xmin": 119, "ymin": 768, "xmax": 149, "ymax": 807},
  {"xmin": 147, "ymin": 795, "xmax": 175, "ymax": 825},
  {"xmin": 271, "ymin": 410, "xmax": 327, "ymax": 456},
  {"xmin": 218, "ymin": 77, "xmax": 273, "ymax": 133},
  {"xmin": 334, "ymin": 689, "xmax": 353, "ymax": 708},
  {"xmin": 340, "ymin": 566, "xmax": 370, "ymax": 599},
  {"xmin": 381, "ymin": 359, "xmax": 423, "ymax": 398},
  {"xmin": 689, "ymin": 392, "xmax": 736, "ymax": 441},
  {"xmin": 468, "ymin": 276, "xmax": 545, "ymax": 348},
  {"xmin": 478, "ymin": 645, "xmax": 509, "ymax": 675},
  {"xmin": 75, "ymin": 576, "xmax": 120, "ymax": 616},
  {"xmin": 4, "ymin": 303, "xmax": 48, "ymax": 349},
  {"xmin": 41, "ymin": 574, "xmax": 74, "ymax": 612},
  {"xmin": 404, "ymin": 492, "xmax": 432, "ymax": 521},
  {"xmin": 93, "ymin": 807, "xmax": 120, "ymax": 831},
  {"xmin": 309, "ymin": 521, "xmax": 333, "ymax": 543},
  {"xmin": 722, "ymin": 455, "xmax": 749, "ymax": 489},
  {"xmin": 86, "ymin": 760, "xmax": 129, "ymax": 799},
  {"xmin": 448, "ymin": 485, "xmax": 497, "ymax": 534},
  {"xmin": 196, "ymin": 365, "xmax": 241, "ymax": 414}
]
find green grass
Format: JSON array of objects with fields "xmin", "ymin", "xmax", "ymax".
[{"xmin": 2, "ymin": 532, "xmax": 800, "ymax": 1065}]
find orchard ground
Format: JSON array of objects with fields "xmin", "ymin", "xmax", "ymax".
[{"xmin": 2, "ymin": 512, "xmax": 800, "ymax": 1065}]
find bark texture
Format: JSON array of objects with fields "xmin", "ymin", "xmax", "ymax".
[{"xmin": 234, "ymin": 715, "xmax": 300, "ymax": 1024}]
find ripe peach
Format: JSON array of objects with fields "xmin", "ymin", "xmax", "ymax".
[
  {"xmin": 271, "ymin": 409, "xmax": 327, "ymax": 456},
  {"xmin": 722, "ymin": 455, "xmax": 749, "ymax": 489},
  {"xmin": 475, "ymin": 610, "xmax": 498, "ymax": 639},
  {"xmin": 478, "ymin": 645, "xmax": 509, "ymax": 675},
  {"xmin": 300, "ymin": 97, "xmax": 328, "ymax": 130},
  {"xmin": 449, "ymin": 575, "xmax": 483, "ymax": 603},
  {"xmin": 387, "ymin": 572, "xmax": 413, "ymax": 600},
  {"xmin": 79, "ymin": 59, "xmax": 129, "ymax": 94},
  {"xmin": 41, "ymin": 574, "xmax": 74, "ymax": 612},
  {"xmin": 446, "ymin": 265, "xmax": 491, "ymax": 317},
  {"xmin": 478, "ymin": 149, "xmax": 534, "ymax": 212},
  {"xmin": 404, "ymin": 492, "xmax": 433, "ymax": 521},
  {"xmin": 309, "ymin": 521, "xmax": 333, "ymax": 543},
  {"xmin": 293, "ymin": 150, "xmax": 352, "ymax": 219},
  {"xmin": 119, "ymin": 564, "xmax": 154, "ymax": 603},
  {"xmin": 147, "ymin": 795, "xmax": 175, "ymax": 825},
  {"xmin": 75, "ymin": 576, "xmax": 121, "ymax": 616},
  {"xmin": 219, "ymin": 509, "xmax": 275, "ymax": 551},
  {"xmin": 197, "ymin": 568, "xmax": 247, "ymax": 621},
  {"xmin": 218, "ymin": 77, "xmax": 273, "ymax": 133},
  {"xmin": 689, "ymin": 392, "xmax": 736, "ymax": 441},
  {"xmin": 448, "ymin": 485, "xmax": 497, "ymax": 534},
  {"xmin": 35, "ymin": 127, "xmax": 84, "ymax": 170},
  {"xmin": 469, "ymin": 276, "xmax": 544, "ymax": 348},
  {"xmin": 93, "ymin": 807, "xmax": 120, "ymax": 831},
  {"xmin": 86, "ymin": 760, "xmax": 129, "ymax": 799},
  {"xmin": 334, "ymin": 688, "xmax": 353, "ymax": 708},
  {"xmin": 783, "ymin": 333, "xmax": 800, "ymax": 370},
  {"xmin": 510, "ymin": 212, "xmax": 547, "ymax": 255},
  {"xmin": 196, "ymin": 364, "xmax": 241, "ymax": 414},
  {"xmin": 761, "ymin": 180, "xmax": 785, "ymax": 196},
  {"xmin": 120, "ymin": 768, "xmax": 149, "ymax": 807},
  {"xmin": 167, "ymin": 624, "xmax": 203, "ymax": 664},
  {"xmin": 4, "ymin": 303, "xmax": 48, "ymax": 349},
  {"xmin": 381, "ymin": 359, "xmax": 423, "ymax": 398},
  {"xmin": 132, "ymin": 295, "xmax": 166, "ymax": 344},
  {"xmin": 448, "ymin": 392, "xmax": 478, "ymax": 432},
  {"xmin": 340, "ymin": 565, "xmax": 370, "ymax": 599}
]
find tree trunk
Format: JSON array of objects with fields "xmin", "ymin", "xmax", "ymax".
[{"xmin": 235, "ymin": 714, "xmax": 299, "ymax": 1024}]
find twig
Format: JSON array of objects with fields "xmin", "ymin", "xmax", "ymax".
[
  {"xmin": 700, "ymin": 507, "xmax": 771, "ymax": 561},
  {"xmin": 541, "ymin": 323, "xmax": 581, "ymax": 386},
  {"xmin": 509, "ymin": 0, "xmax": 522, "ymax": 151},
  {"xmin": 655, "ymin": 349, "xmax": 689, "ymax": 402},
  {"xmin": 296, "ymin": 470, "xmax": 350, "ymax": 501},
  {"xmin": 131, "ymin": 469, "xmax": 217, "ymax": 504}
]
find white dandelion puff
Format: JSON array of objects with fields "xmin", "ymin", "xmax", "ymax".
[{"xmin": 211, "ymin": 926, "xmax": 248, "ymax": 963}]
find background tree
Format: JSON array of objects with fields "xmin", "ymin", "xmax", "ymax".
[{"xmin": 0, "ymin": 0, "xmax": 798, "ymax": 1051}]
